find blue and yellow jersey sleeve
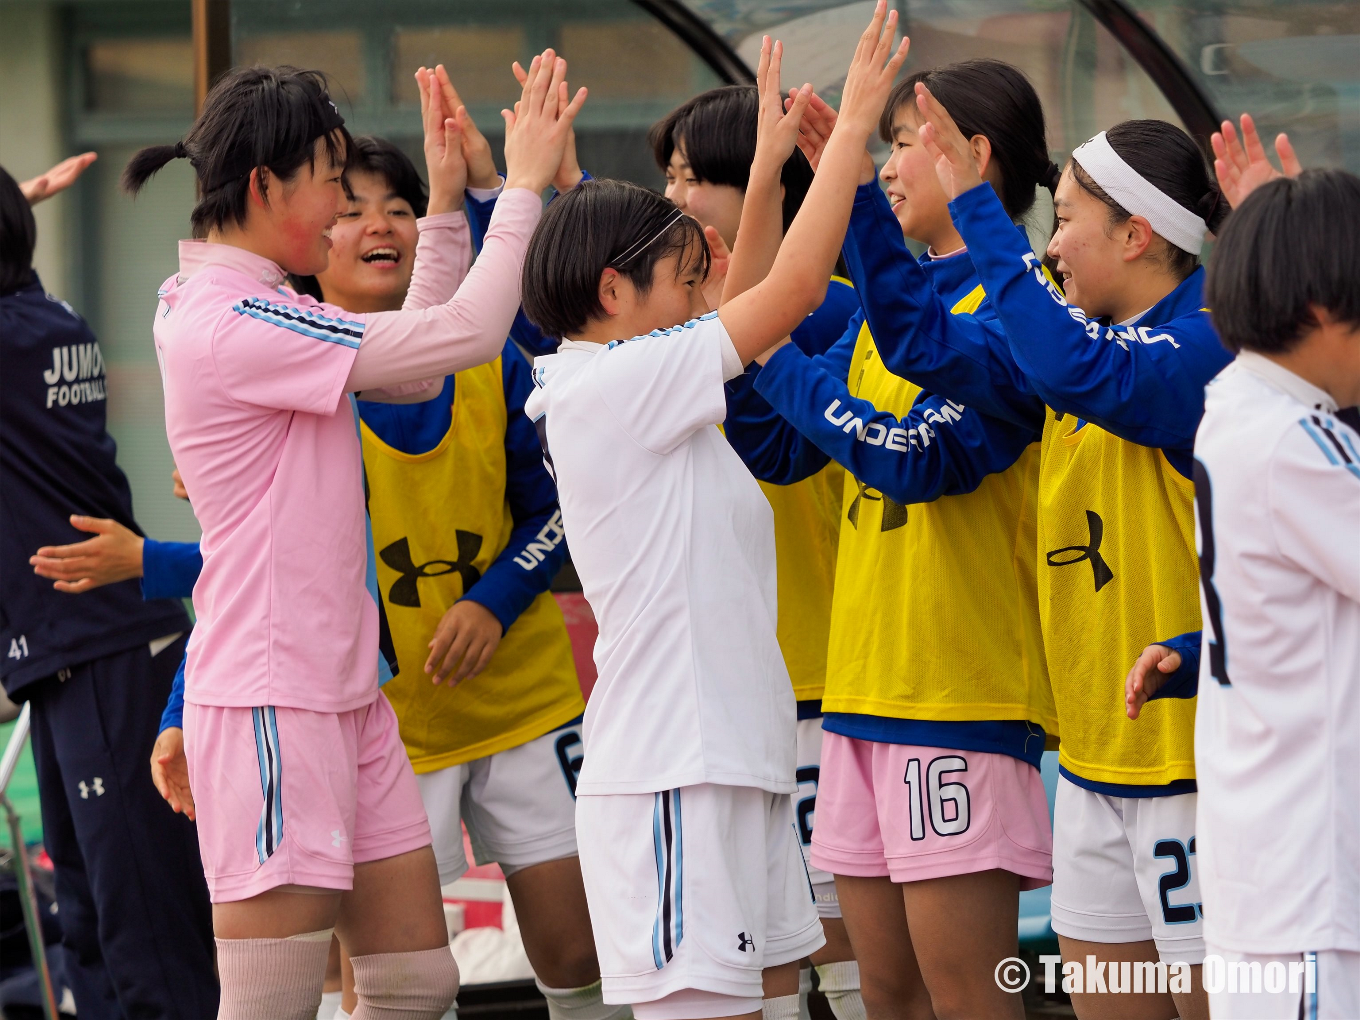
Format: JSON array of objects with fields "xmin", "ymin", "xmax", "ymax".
[
  {"xmin": 842, "ymin": 180, "xmax": 1046, "ymax": 432},
  {"xmin": 140, "ymin": 539, "xmax": 202, "ymax": 601},
  {"xmin": 753, "ymin": 339, "xmax": 1037, "ymax": 504},
  {"xmin": 463, "ymin": 344, "xmax": 567, "ymax": 630},
  {"xmin": 947, "ymin": 182, "xmax": 1233, "ymax": 473},
  {"xmin": 160, "ymin": 654, "xmax": 186, "ymax": 733},
  {"xmin": 724, "ymin": 316, "xmax": 860, "ymax": 484},
  {"xmin": 1146, "ymin": 630, "xmax": 1202, "ymax": 702}
]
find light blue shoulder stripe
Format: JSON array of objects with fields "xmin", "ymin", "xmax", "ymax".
[{"xmin": 1299, "ymin": 417, "xmax": 1360, "ymax": 482}]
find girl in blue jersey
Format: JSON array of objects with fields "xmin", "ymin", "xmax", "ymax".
[
  {"xmin": 723, "ymin": 61, "xmax": 1060, "ymax": 1020},
  {"xmin": 894, "ymin": 96, "xmax": 1231, "ymax": 1020}
]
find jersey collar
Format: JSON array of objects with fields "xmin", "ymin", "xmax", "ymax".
[
  {"xmin": 176, "ymin": 239, "xmax": 289, "ymax": 289},
  {"xmin": 1235, "ymin": 350, "xmax": 1338, "ymax": 414}
]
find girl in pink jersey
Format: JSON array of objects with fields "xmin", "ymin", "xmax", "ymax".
[{"xmin": 123, "ymin": 59, "xmax": 582, "ymax": 1020}]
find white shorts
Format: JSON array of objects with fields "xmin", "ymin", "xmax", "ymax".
[
  {"xmin": 414, "ymin": 719, "xmax": 582, "ymax": 884},
  {"xmin": 1050, "ymin": 777, "xmax": 1204, "ymax": 965},
  {"xmin": 795, "ymin": 715, "xmax": 840, "ymax": 919},
  {"xmin": 577, "ymin": 784, "xmax": 825, "ymax": 1006},
  {"xmin": 1204, "ymin": 946, "xmax": 1359, "ymax": 1020}
]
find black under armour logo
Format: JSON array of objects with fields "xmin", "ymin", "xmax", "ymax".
[
  {"xmin": 1045, "ymin": 509, "xmax": 1114, "ymax": 592},
  {"xmin": 737, "ymin": 932, "xmax": 755, "ymax": 952},
  {"xmin": 847, "ymin": 478, "xmax": 907, "ymax": 532},
  {"xmin": 379, "ymin": 533, "xmax": 483, "ymax": 608}
]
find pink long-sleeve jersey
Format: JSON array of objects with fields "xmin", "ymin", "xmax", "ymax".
[{"xmin": 154, "ymin": 188, "xmax": 542, "ymax": 712}]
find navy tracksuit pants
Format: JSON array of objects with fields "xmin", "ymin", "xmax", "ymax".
[{"xmin": 26, "ymin": 634, "xmax": 218, "ymax": 1019}]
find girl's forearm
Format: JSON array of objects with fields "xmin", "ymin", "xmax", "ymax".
[{"xmin": 722, "ymin": 161, "xmax": 784, "ymax": 305}]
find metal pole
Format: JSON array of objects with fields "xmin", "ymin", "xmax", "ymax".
[{"xmin": 0, "ymin": 703, "xmax": 58, "ymax": 1020}]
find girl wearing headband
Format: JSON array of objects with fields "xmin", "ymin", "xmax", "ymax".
[
  {"xmin": 521, "ymin": 11, "xmax": 908, "ymax": 1019},
  {"xmin": 902, "ymin": 98, "xmax": 1231, "ymax": 1018},
  {"xmin": 123, "ymin": 58, "xmax": 581, "ymax": 1020},
  {"xmin": 722, "ymin": 59, "xmax": 1059, "ymax": 1020}
]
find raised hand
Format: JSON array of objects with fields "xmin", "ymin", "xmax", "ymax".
[
  {"xmin": 1212, "ymin": 113, "xmax": 1301, "ymax": 209},
  {"xmin": 751, "ymin": 37, "xmax": 813, "ymax": 177},
  {"xmin": 433, "ymin": 66, "xmax": 501, "ymax": 191},
  {"xmin": 513, "ymin": 60, "xmax": 584, "ymax": 194},
  {"xmin": 30, "ymin": 515, "xmax": 143, "ymax": 593},
  {"xmin": 20, "ymin": 152, "xmax": 98, "ymax": 205},
  {"xmin": 700, "ymin": 225, "xmax": 731, "ymax": 311},
  {"xmin": 834, "ymin": 1, "xmax": 909, "ymax": 140},
  {"xmin": 915, "ymin": 82, "xmax": 984, "ymax": 200},
  {"xmin": 1124, "ymin": 644, "xmax": 1181, "ymax": 720},
  {"xmin": 501, "ymin": 48, "xmax": 588, "ymax": 195},
  {"xmin": 791, "ymin": 90, "xmax": 837, "ymax": 171},
  {"xmin": 416, "ymin": 65, "xmax": 467, "ymax": 214},
  {"xmin": 792, "ymin": 89, "xmax": 876, "ymax": 184}
]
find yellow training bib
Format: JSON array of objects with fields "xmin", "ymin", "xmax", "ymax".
[
  {"xmin": 361, "ymin": 358, "xmax": 583, "ymax": 772},
  {"xmin": 822, "ymin": 323, "xmax": 1056, "ymax": 734},
  {"xmin": 1037, "ymin": 411, "xmax": 1200, "ymax": 785}
]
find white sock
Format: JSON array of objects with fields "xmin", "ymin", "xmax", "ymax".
[
  {"xmin": 797, "ymin": 968, "xmax": 812, "ymax": 1020},
  {"xmin": 336, "ymin": 1011, "xmax": 351, "ymax": 1020},
  {"xmin": 762, "ymin": 992, "xmax": 800, "ymax": 1020},
  {"xmin": 534, "ymin": 978, "xmax": 633, "ymax": 1020},
  {"xmin": 814, "ymin": 961, "xmax": 865, "ymax": 1020},
  {"xmin": 318, "ymin": 990, "xmax": 343, "ymax": 1020}
]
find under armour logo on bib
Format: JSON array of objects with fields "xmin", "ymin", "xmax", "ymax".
[
  {"xmin": 847, "ymin": 479, "xmax": 908, "ymax": 532},
  {"xmin": 1045, "ymin": 509, "xmax": 1114, "ymax": 592},
  {"xmin": 380, "ymin": 533, "xmax": 483, "ymax": 607}
]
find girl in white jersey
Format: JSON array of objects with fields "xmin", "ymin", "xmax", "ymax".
[
  {"xmin": 122, "ymin": 58, "xmax": 582, "ymax": 1020},
  {"xmin": 520, "ymin": 8, "xmax": 907, "ymax": 1020}
]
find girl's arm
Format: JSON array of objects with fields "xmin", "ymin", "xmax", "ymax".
[
  {"xmin": 141, "ymin": 539, "xmax": 202, "ymax": 600},
  {"xmin": 719, "ymin": 3, "xmax": 909, "ymax": 364},
  {"xmin": 948, "ymin": 183, "xmax": 1230, "ymax": 452},
  {"xmin": 343, "ymin": 54, "xmax": 586, "ymax": 393},
  {"xmin": 754, "ymin": 339, "xmax": 1038, "ymax": 504},
  {"xmin": 723, "ymin": 315, "xmax": 860, "ymax": 484},
  {"xmin": 843, "ymin": 180, "xmax": 1046, "ymax": 431},
  {"xmin": 916, "ymin": 87, "xmax": 1232, "ymax": 453},
  {"xmin": 458, "ymin": 345, "xmax": 567, "ymax": 629},
  {"xmin": 400, "ymin": 213, "xmax": 473, "ymax": 311}
]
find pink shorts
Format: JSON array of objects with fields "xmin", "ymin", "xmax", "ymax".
[
  {"xmin": 810, "ymin": 731, "xmax": 1052, "ymax": 889},
  {"xmin": 184, "ymin": 691, "xmax": 431, "ymax": 902}
]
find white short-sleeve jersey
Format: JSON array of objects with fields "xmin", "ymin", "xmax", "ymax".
[
  {"xmin": 1193, "ymin": 353, "xmax": 1360, "ymax": 955},
  {"xmin": 524, "ymin": 312, "xmax": 796, "ymax": 796}
]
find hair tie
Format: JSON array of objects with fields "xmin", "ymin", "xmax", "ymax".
[
  {"xmin": 1201, "ymin": 187, "xmax": 1223, "ymax": 227},
  {"xmin": 610, "ymin": 208, "xmax": 686, "ymax": 268},
  {"xmin": 1042, "ymin": 161, "xmax": 1062, "ymax": 192},
  {"xmin": 173, "ymin": 141, "xmax": 188, "ymax": 159}
]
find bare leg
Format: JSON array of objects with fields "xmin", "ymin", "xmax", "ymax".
[
  {"xmin": 505, "ymin": 856, "xmax": 601, "ymax": 989},
  {"xmin": 809, "ymin": 917, "xmax": 854, "ymax": 966},
  {"xmin": 1057, "ymin": 936, "xmax": 1205, "ymax": 1020},
  {"xmin": 899, "ymin": 869, "xmax": 1023, "ymax": 1020},
  {"xmin": 835, "ymin": 876, "xmax": 935, "ymax": 1020}
]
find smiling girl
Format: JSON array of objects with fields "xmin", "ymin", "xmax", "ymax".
[
  {"xmin": 521, "ymin": 11, "xmax": 907, "ymax": 1019},
  {"xmin": 900, "ymin": 96, "xmax": 1232, "ymax": 1020},
  {"xmin": 123, "ymin": 57, "xmax": 581, "ymax": 1020},
  {"xmin": 722, "ymin": 59, "xmax": 1060, "ymax": 1020}
]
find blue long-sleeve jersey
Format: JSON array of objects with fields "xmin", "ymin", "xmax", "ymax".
[
  {"xmin": 860, "ymin": 181, "xmax": 1232, "ymax": 478},
  {"xmin": 724, "ymin": 185, "xmax": 1039, "ymax": 503}
]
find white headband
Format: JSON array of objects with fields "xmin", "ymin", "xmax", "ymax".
[{"xmin": 1070, "ymin": 131, "xmax": 1207, "ymax": 255}]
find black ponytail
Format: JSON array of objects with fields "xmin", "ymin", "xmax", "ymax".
[
  {"xmin": 523, "ymin": 178, "xmax": 710, "ymax": 339},
  {"xmin": 123, "ymin": 66, "xmax": 353, "ymax": 237},
  {"xmin": 879, "ymin": 59, "xmax": 1051, "ymax": 220},
  {"xmin": 1069, "ymin": 120, "xmax": 1223, "ymax": 279}
]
